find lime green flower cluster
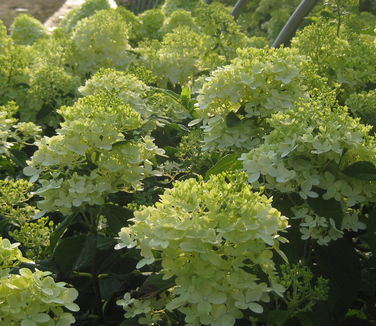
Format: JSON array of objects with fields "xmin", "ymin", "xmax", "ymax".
[
  {"xmin": 138, "ymin": 26, "xmax": 210, "ymax": 86},
  {"xmin": 137, "ymin": 9, "xmax": 165, "ymax": 40},
  {"xmin": 0, "ymin": 102, "xmax": 19, "ymax": 155},
  {"xmin": 0, "ymin": 179, "xmax": 39, "ymax": 225},
  {"xmin": 0, "ymin": 237, "xmax": 28, "ymax": 269},
  {"xmin": 79, "ymin": 68, "xmax": 152, "ymax": 118},
  {"xmin": 10, "ymin": 14, "xmax": 47, "ymax": 46},
  {"xmin": 196, "ymin": 47, "xmax": 321, "ymax": 151},
  {"xmin": 80, "ymin": 68, "xmax": 191, "ymax": 122},
  {"xmin": 71, "ymin": 9, "xmax": 134, "ymax": 76},
  {"xmin": 276, "ymin": 263, "xmax": 329, "ymax": 316},
  {"xmin": 134, "ymin": 1, "xmax": 251, "ymax": 86},
  {"xmin": 0, "ymin": 21, "xmax": 33, "ymax": 105},
  {"xmin": 292, "ymin": 22, "xmax": 376, "ymax": 93},
  {"xmin": 30, "ymin": 29, "xmax": 74, "ymax": 69},
  {"xmin": 0, "ymin": 238, "xmax": 79, "ymax": 326},
  {"xmin": 292, "ymin": 205, "xmax": 365, "ymax": 245},
  {"xmin": 117, "ymin": 173, "xmax": 288, "ymax": 326},
  {"xmin": 0, "ymin": 179, "xmax": 54, "ymax": 259},
  {"xmin": 0, "ymin": 102, "xmax": 41, "ymax": 157},
  {"xmin": 62, "ymin": 0, "xmax": 110, "ymax": 32},
  {"xmin": 21, "ymin": 65, "xmax": 80, "ymax": 126},
  {"xmin": 24, "ymin": 94, "xmax": 164, "ymax": 214},
  {"xmin": 161, "ymin": 0, "xmax": 205, "ymax": 16},
  {"xmin": 346, "ymin": 90, "xmax": 376, "ymax": 133},
  {"xmin": 160, "ymin": 9, "xmax": 196, "ymax": 34},
  {"xmin": 193, "ymin": 2, "xmax": 251, "ymax": 61},
  {"xmin": 10, "ymin": 217, "xmax": 54, "ymax": 261}
]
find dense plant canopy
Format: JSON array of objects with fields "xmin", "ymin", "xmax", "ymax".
[{"xmin": 0, "ymin": 0, "xmax": 375, "ymax": 325}]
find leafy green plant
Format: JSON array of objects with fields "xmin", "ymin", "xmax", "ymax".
[{"xmin": 0, "ymin": 1, "xmax": 375, "ymax": 325}]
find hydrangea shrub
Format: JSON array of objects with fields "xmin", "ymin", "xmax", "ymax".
[
  {"xmin": 0, "ymin": 238, "xmax": 79, "ymax": 326},
  {"xmin": 116, "ymin": 173, "xmax": 289, "ymax": 326},
  {"xmin": 10, "ymin": 14, "xmax": 47, "ymax": 46},
  {"xmin": 195, "ymin": 47, "xmax": 324, "ymax": 151},
  {"xmin": 24, "ymin": 94, "xmax": 164, "ymax": 214}
]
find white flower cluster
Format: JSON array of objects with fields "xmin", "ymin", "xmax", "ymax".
[
  {"xmin": 79, "ymin": 68, "xmax": 150, "ymax": 117},
  {"xmin": 71, "ymin": 9, "xmax": 134, "ymax": 76},
  {"xmin": 116, "ymin": 173, "xmax": 288, "ymax": 326},
  {"xmin": 24, "ymin": 94, "xmax": 164, "ymax": 214},
  {"xmin": 79, "ymin": 68, "xmax": 189, "ymax": 122},
  {"xmin": 196, "ymin": 47, "xmax": 322, "ymax": 151},
  {"xmin": 0, "ymin": 238, "xmax": 79, "ymax": 326},
  {"xmin": 137, "ymin": 26, "xmax": 210, "ymax": 86},
  {"xmin": 241, "ymin": 101, "xmax": 374, "ymax": 244},
  {"xmin": 117, "ymin": 292, "xmax": 171, "ymax": 325},
  {"xmin": 0, "ymin": 102, "xmax": 41, "ymax": 156},
  {"xmin": 241, "ymin": 103, "xmax": 376, "ymax": 202},
  {"xmin": 292, "ymin": 205, "xmax": 365, "ymax": 246}
]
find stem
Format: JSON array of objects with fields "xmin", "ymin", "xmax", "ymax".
[
  {"xmin": 92, "ymin": 253, "xmax": 104, "ymax": 321},
  {"xmin": 302, "ymin": 239, "xmax": 314, "ymax": 265},
  {"xmin": 85, "ymin": 208, "xmax": 103, "ymax": 321},
  {"xmin": 231, "ymin": 0, "xmax": 249, "ymax": 20},
  {"xmin": 272, "ymin": 0, "xmax": 319, "ymax": 48}
]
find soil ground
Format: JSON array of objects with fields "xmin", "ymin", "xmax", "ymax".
[
  {"xmin": 0, "ymin": 0, "xmax": 117, "ymax": 31},
  {"xmin": 0, "ymin": 0, "xmax": 66, "ymax": 29}
]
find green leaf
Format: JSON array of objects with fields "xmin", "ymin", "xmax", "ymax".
[
  {"xmin": 297, "ymin": 312, "xmax": 314, "ymax": 326},
  {"xmin": 102, "ymin": 204, "xmax": 133, "ymax": 234},
  {"xmin": 365, "ymin": 206, "xmax": 376, "ymax": 255},
  {"xmin": 53, "ymin": 234, "xmax": 96, "ymax": 275},
  {"xmin": 342, "ymin": 161, "xmax": 376, "ymax": 181},
  {"xmin": 118, "ymin": 319, "xmax": 140, "ymax": 326},
  {"xmin": 307, "ymin": 196, "xmax": 343, "ymax": 228},
  {"xmin": 180, "ymin": 87, "xmax": 191, "ymax": 100},
  {"xmin": 315, "ymin": 238, "xmax": 361, "ymax": 322},
  {"xmin": 205, "ymin": 153, "xmax": 242, "ymax": 179},
  {"xmin": 153, "ymin": 87, "xmax": 180, "ymax": 101},
  {"xmin": 9, "ymin": 149, "xmax": 28, "ymax": 168},
  {"xmin": 143, "ymin": 274, "xmax": 175, "ymax": 292},
  {"xmin": 180, "ymin": 87, "xmax": 195, "ymax": 114},
  {"xmin": 96, "ymin": 236, "xmax": 116, "ymax": 251},
  {"xmin": 99, "ymin": 277, "xmax": 125, "ymax": 300},
  {"xmin": 112, "ymin": 140, "xmax": 129, "ymax": 148},
  {"xmin": 267, "ymin": 310, "xmax": 290, "ymax": 325},
  {"xmin": 225, "ymin": 111, "xmax": 241, "ymax": 128},
  {"xmin": 164, "ymin": 146, "xmax": 179, "ymax": 157},
  {"xmin": 166, "ymin": 122, "xmax": 189, "ymax": 132},
  {"xmin": 0, "ymin": 156, "xmax": 15, "ymax": 176},
  {"xmin": 132, "ymin": 274, "xmax": 176, "ymax": 300},
  {"xmin": 49, "ymin": 213, "xmax": 77, "ymax": 254},
  {"xmin": 342, "ymin": 317, "xmax": 374, "ymax": 325},
  {"xmin": 21, "ymin": 319, "xmax": 36, "ymax": 326},
  {"xmin": 36, "ymin": 103, "xmax": 52, "ymax": 120}
]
